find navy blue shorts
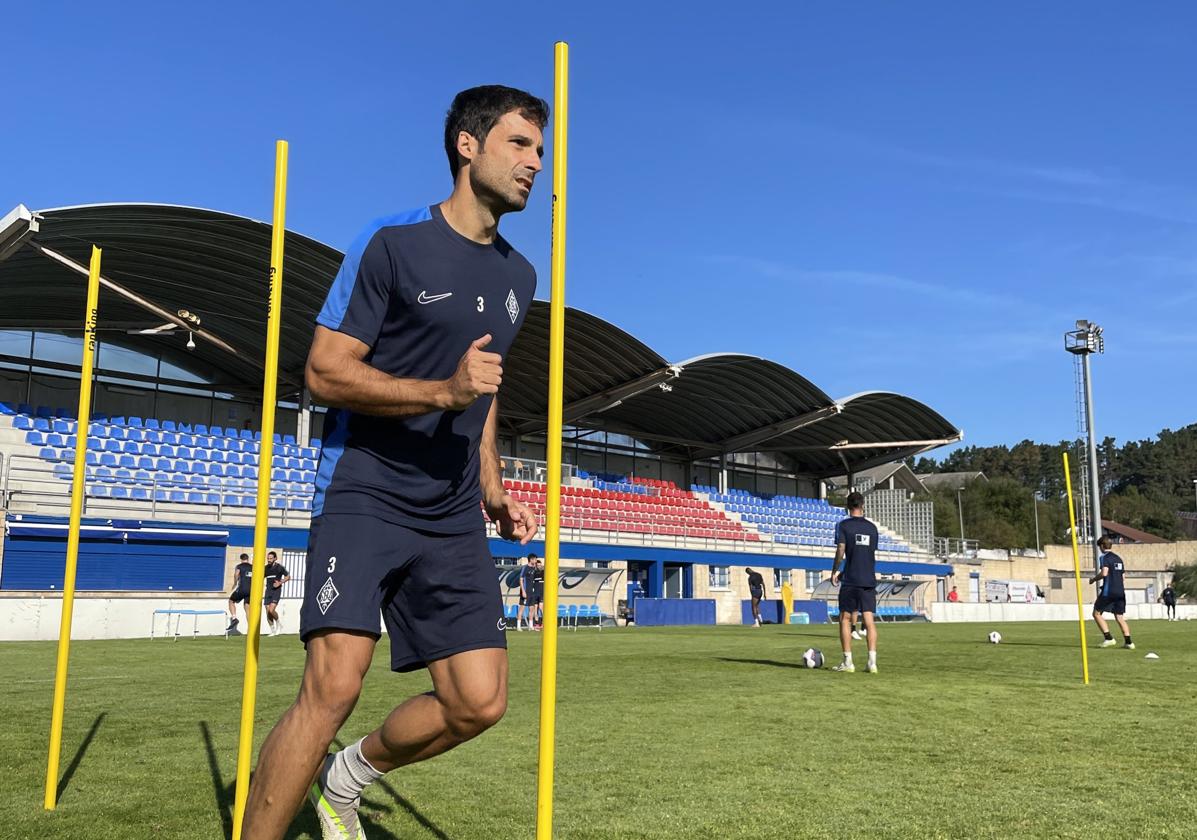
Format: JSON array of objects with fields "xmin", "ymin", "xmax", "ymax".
[
  {"xmin": 1094, "ymin": 594, "xmax": 1126, "ymax": 615},
  {"xmin": 264, "ymin": 588, "xmax": 282, "ymax": 605},
  {"xmin": 229, "ymin": 590, "xmax": 250, "ymax": 604},
  {"xmin": 839, "ymin": 585, "xmax": 877, "ymax": 615},
  {"xmin": 299, "ymin": 514, "xmax": 507, "ymax": 672}
]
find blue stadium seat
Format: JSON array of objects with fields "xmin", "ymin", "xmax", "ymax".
[
  {"xmin": 89, "ymin": 484, "xmax": 111, "ymax": 498},
  {"xmin": 0, "ymin": 401, "xmax": 14, "ymax": 415},
  {"xmin": 17, "ymin": 402, "xmax": 34, "ymax": 415},
  {"xmin": 170, "ymin": 490, "xmax": 187, "ymax": 503},
  {"xmin": 162, "ymin": 420, "xmax": 177, "ymax": 432},
  {"xmin": 239, "ymin": 429, "xmax": 254, "ymax": 441},
  {"xmin": 136, "ymin": 456, "xmax": 154, "ymax": 470},
  {"xmin": 160, "ymin": 432, "xmax": 180, "ymax": 446},
  {"xmin": 85, "ymin": 451, "xmax": 99, "ymax": 466},
  {"xmin": 144, "ymin": 418, "xmax": 160, "ymax": 430},
  {"xmin": 134, "ymin": 470, "xmax": 153, "ymax": 485},
  {"xmin": 36, "ymin": 406, "xmax": 53, "ymax": 419},
  {"xmin": 38, "ymin": 447, "xmax": 59, "ymax": 461},
  {"xmin": 159, "ymin": 445, "xmax": 177, "ymax": 458},
  {"xmin": 177, "ymin": 435, "xmax": 196, "ymax": 449},
  {"xmin": 121, "ymin": 441, "xmax": 141, "ymax": 454},
  {"xmin": 52, "ymin": 419, "xmax": 73, "ymax": 434},
  {"xmin": 25, "ymin": 430, "xmax": 47, "ymax": 446},
  {"xmin": 100, "ymin": 452, "xmax": 118, "ymax": 467},
  {"xmin": 140, "ymin": 443, "xmax": 157, "ymax": 456},
  {"xmin": 13, "ymin": 415, "xmax": 34, "ymax": 431},
  {"xmin": 118, "ymin": 454, "xmax": 137, "ymax": 469},
  {"xmin": 126, "ymin": 429, "xmax": 146, "ymax": 442},
  {"xmin": 101, "ymin": 439, "xmax": 119, "ymax": 453},
  {"xmin": 283, "ymin": 434, "xmax": 296, "ymax": 446},
  {"xmin": 110, "ymin": 486, "xmax": 131, "ymax": 500},
  {"xmin": 126, "ymin": 417, "xmax": 143, "ymax": 429},
  {"xmin": 194, "ymin": 424, "xmax": 209, "ymax": 435},
  {"xmin": 33, "ymin": 417, "xmax": 51, "ymax": 431},
  {"xmin": 131, "ymin": 487, "xmax": 151, "ymax": 501}
]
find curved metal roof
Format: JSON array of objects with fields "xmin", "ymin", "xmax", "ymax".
[{"xmin": 0, "ymin": 203, "xmax": 962, "ymax": 476}]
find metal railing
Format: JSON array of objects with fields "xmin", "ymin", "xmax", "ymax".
[
  {"xmin": 501, "ymin": 456, "xmax": 576, "ymax": 484},
  {"xmin": 933, "ymin": 536, "xmax": 980, "ymax": 558},
  {"xmin": 1, "ymin": 454, "xmax": 313, "ymax": 525}
]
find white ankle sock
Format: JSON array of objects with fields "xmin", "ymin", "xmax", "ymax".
[
  {"xmin": 843, "ymin": 652, "xmax": 853, "ymax": 666},
  {"xmin": 867, "ymin": 651, "xmax": 876, "ymax": 667},
  {"xmin": 322, "ymin": 737, "xmax": 384, "ymax": 807}
]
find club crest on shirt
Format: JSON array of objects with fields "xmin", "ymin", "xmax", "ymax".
[
  {"xmin": 505, "ymin": 289, "xmax": 519, "ymax": 324},
  {"xmin": 855, "ymin": 534, "xmax": 871, "ymax": 546},
  {"xmin": 316, "ymin": 577, "xmax": 340, "ymax": 615}
]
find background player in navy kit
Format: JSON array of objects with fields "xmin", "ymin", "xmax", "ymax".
[
  {"xmin": 227, "ymin": 552, "xmax": 253, "ymax": 632},
  {"xmin": 745, "ymin": 568, "xmax": 766, "ymax": 627},
  {"xmin": 517, "ymin": 553, "xmax": 535, "ymax": 630},
  {"xmin": 262, "ymin": 551, "xmax": 290, "ymax": 637},
  {"xmin": 530, "ymin": 555, "xmax": 546, "ymax": 629},
  {"xmin": 1090, "ymin": 535, "xmax": 1134, "ymax": 649},
  {"xmin": 830, "ymin": 492, "xmax": 880, "ymax": 673},
  {"xmin": 1159, "ymin": 580, "xmax": 1177, "ymax": 621},
  {"xmin": 242, "ymin": 86, "xmax": 546, "ymax": 840}
]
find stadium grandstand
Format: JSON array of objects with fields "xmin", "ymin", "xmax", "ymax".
[{"xmin": 0, "ymin": 204, "xmax": 963, "ymax": 631}]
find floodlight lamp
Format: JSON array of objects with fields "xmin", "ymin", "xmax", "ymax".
[{"xmin": 186, "ymin": 332, "xmax": 196, "ymax": 350}]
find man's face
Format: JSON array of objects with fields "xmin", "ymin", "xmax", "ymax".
[{"xmin": 464, "ymin": 111, "xmax": 544, "ymax": 213}]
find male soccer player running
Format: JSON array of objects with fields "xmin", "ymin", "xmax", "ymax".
[
  {"xmin": 227, "ymin": 552, "xmax": 253, "ymax": 633},
  {"xmin": 1090, "ymin": 535, "xmax": 1134, "ymax": 649},
  {"xmin": 262, "ymin": 551, "xmax": 291, "ymax": 637},
  {"xmin": 241, "ymin": 85, "xmax": 545, "ymax": 840},
  {"xmin": 745, "ymin": 567, "xmax": 766, "ymax": 627},
  {"xmin": 830, "ymin": 492, "xmax": 879, "ymax": 674}
]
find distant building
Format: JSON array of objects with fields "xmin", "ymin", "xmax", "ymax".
[
  {"xmin": 915, "ymin": 471, "xmax": 989, "ymax": 492},
  {"xmin": 1100, "ymin": 519, "xmax": 1170, "ymax": 545}
]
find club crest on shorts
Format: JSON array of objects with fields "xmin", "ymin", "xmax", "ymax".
[
  {"xmin": 505, "ymin": 288, "xmax": 519, "ymax": 324},
  {"xmin": 316, "ymin": 576, "xmax": 339, "ymax": 615}
]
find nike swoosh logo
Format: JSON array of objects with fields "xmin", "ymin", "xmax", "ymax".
[{"xmin": 418, "ymin": 291, "xmax": 453, "ymax": 304}]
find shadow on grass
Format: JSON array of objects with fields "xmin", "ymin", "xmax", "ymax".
[
  {"xmin": 199, "ymin": 722, "xmax": 233, "ymax": 840},
  {"xmin": 716, "ymin": 656, "xmax": 804, "ymax": 670},
  {"xmin": 56, "ymin": 711, "xmax": 106, "ymax": 801}
]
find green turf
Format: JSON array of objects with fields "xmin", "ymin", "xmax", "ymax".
[{"xmin": 2, "ymin": 621, "xmax": 1194, "ymax": 839}]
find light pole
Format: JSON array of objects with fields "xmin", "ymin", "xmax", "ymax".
[
  {"xmin": 956, "ymin": 487, "xmax": 965, "ymax": 549},
  {"xmin": 1032, "ymin": 491, "xmax": 1041, "ymax": 556},
  {"xmin": 1066, "ymin": 320, "xmax": 1105, "ymax": 569}
]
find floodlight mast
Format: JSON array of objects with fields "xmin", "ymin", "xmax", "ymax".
[{"xmin": 1065, "ymin": 320, "xmax": 1104, "ymax": 569}]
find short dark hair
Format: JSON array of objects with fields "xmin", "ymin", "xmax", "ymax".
[
  {"xmin": 267, "ymin": 550, "xmax": 277, "ymax": 559},
  {"xmin": 846, "ymin": 491, "xmax": 865, "ymax": 510},
  {"xmin": 444, "ymin": 85, "xmax": 549, "ymax": 179},
  {"xmin": 527, "ymin": 553, "xmax": 538, "ymax": 560},
  {"xmin": 1097, "ymin": 535, "xmax": 1112, "ymax": 550},
  {"xmin": 239, "ymin": 553, "xmax": 249, "ymax": 561}
]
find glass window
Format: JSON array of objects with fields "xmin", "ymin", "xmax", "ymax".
[
  {"xmin": 708, "ymin": 566, "xmax": 730, "ymax": 588},
  {"xmin": 0, "ymin": 330, "xmax": 32, "ymax": 358},
  {"xmin": 805, "ymin": 570, "xmax": 822, "ymax": 591},
  {"xmin": 32, "ymin": 332, "xmax": 83, "ymax": 365},
  {"xmin": 773, "ymin": 569, "xmax": 791, "ymax": 589},
  {"xmin": 98, "ymin": 342, "xmax": 157, "ymax": 376}
]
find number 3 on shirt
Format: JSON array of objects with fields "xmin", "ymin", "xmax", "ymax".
[
  {"xmin": 327, "ymin": 556, "xmax": 336, "ymax": 574},
  {"xmin": 477, "ymin": 296, "xmax": 485, "ymax": 312}
]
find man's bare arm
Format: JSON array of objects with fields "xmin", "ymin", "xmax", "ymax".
[
  {"xmin": 480, "ymin": 397, "xmax": 506, "ymax": 512},
  {"xmin": 305, "ymin": 326, "xmax": 501, "ymax": 417}
]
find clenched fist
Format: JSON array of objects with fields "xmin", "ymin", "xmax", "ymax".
[{"xmin": 443, "ymin": 334, "xmax": 503, "ymax": 410}]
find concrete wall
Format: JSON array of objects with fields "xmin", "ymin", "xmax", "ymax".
[{"xmin": 0, "ymin": 594, "xmax": 306, "ymax": 641}]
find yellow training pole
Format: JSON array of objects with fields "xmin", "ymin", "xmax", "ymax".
[
  {"xmin": 44, "ymin": 245, "xmax": 102, "ymax": 810},
  {"xmin": 232, "ymin": 139, "xmax": 288, "ymax": 840},
  {"xmin": 536, "ymin": 41, "xmax": 569, "ymax": 840},
  {"xmin": 1063, "ymin": 453, "xmax": 1091, "ymax": 685},
  {"xmin": 781, "ymin": 581, "xmax": 794, "ymax": 624}
]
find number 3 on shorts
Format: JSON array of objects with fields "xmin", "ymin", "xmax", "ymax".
[{"xmin": 327, "ymin": 556, "xmax": 336, "ymax": 574}]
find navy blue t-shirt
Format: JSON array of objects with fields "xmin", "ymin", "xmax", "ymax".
[
  {"xmin": 1100, "ymin": 551, "xmax": 1125, "ymax": 597},
  {"xmin": 313, "ymin": 205, "xmax": 536, "ymax": 533},
  {"xmin": 835, "ymin": 516, "xmax": 879, "ymax": 588},
  {"xmin": 233, "ymin": 561, "xmax": 253, "ymax": 592},
  {"xmin": 264, "ymin": 562, "xmax": 289, "ymax": 589}
]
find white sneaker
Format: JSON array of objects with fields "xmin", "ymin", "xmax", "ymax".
[
  {"xmin": 850, "ymin": 630, "xmax": 862, "ymax": 641},
  {"xmin": 866, "ymin": 662, "xmax": 878, "ymax": 674},
  {"xmin": 1100, "ymin": 639, "xmax": 1117, "ymax": 648},
  {"xmin": 831, "ymin": 661, "xmax": 855, "ymax": 673}
]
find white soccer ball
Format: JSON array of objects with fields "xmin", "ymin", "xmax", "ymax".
[
  {"xmin": 988, "ymin": 631, "xmax": 1002, "ymax": 644},
  {"xmin": 802, "ymin": 648, "xmax": 825, "ymax": 669}
]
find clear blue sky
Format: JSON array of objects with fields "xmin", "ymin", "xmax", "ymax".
[{"xmin": 5, "ymin": 2, "xmax": 1195, "ymax": 454}]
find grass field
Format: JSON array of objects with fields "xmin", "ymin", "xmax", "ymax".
[{"xmin": 2, "ymin": 621, "xmax": 1195, "ymax": 839}]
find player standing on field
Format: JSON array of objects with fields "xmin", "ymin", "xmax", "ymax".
[
  {"xmin": 242, "ymin": 85, "xmax": 546, "ymax": 840},
  {"xmin": 831, "ymin": 492, "xmax": 879, "ymax": 674}
]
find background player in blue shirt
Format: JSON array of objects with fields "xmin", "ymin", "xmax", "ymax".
[
  {"xmin": 830, "ymin": 492, "xmax": 880, "ymax": 673},
  {"xmin": 243, "ymin": 85, "xmax": 547, "ymax": 840},
  {"xmin": 517, "ymin": 553, "xmax": 536, "ymax": 630},
  {"xmin": 1089, "ymin": 535, "xmax": 1134, "ymax": 649}
]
